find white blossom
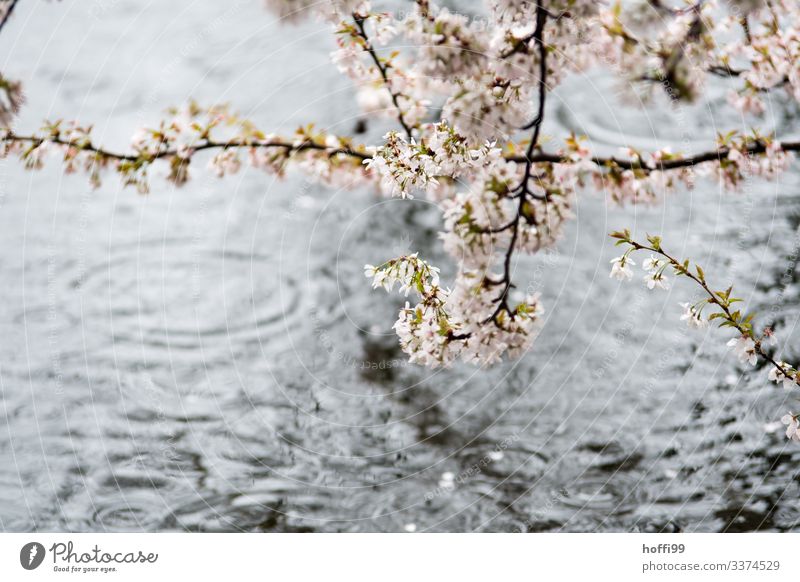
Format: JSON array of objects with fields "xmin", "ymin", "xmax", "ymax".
[
  {"xmin": 609, "ymin": 256, "xmax": 634, "ymax": 281},
  {"xmin": 781, "ymin": 413, "xmax": 800, "ymax": 442},
  {"xmin": 679, "ymin": 302, "xmax": 707, "ymax": 329},
  {"xmin": 644, "ymin": 271, "xmax": 670, "ymax": 290},
  {"xmin": 727, "ymin": 335, "xmax": 757, "ymax": 367},
  {"xmin": 209, "ymin": 149, "xmax": 242, "ymax": 178},
  {"xmin": 364, "ymin": 124, "xmax": 500, "ymax": 198},
  {"xmin": 643, "ymin": 255, "xmax": 665, "ymax": 272},
  {"xmin": 768, "ymin": 361, "xmax": 797, "ymax": 390}
]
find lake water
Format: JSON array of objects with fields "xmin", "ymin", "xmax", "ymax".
[{"xmin": 1, "ymin": 0, "xmax": 799, "ymax": 532}]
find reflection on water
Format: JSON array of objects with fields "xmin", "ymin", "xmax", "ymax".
[{"xmin": 1, "ymin": 0, "xmax": 800, "ymax": 532}]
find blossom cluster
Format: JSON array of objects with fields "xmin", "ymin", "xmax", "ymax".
[
  {"xmin": 595, "ymin": 148, "xmax": 695, "ymax": 206},
  {"xmin": 0, "ymin": 104, "xmax": 372, "ymax": 193},
  {"xmin": 710, "ymin": 131, "xmax": 791, "ymax": 190},
  {"xmin": 445, "ymin": 269, "xmax": 544, "ymax": 367},
  {"xmin": 560, "ymin": 133, "xmax": 791, "ymax": 206},
  {"xmin": 365, "ymin": 254, "xmax": 457, "ymax": 367},
  {"xmin": 400, "ymin": 0, "xmax": 489, "ymax": 81},
  {"xmin": 365, "ymin": 254, "xmax": 543, "ymax": 367},
  {"xmin": 332, "ymin": 10, "xmax": 428, "ymax": 130},
  {"xmin": 721, "ymin": 1, "xmax": 800, "ymax": 115},
  {"xmin": 595, "ymin": 1, "xmax": 716, "ymax": 102},
  {"xmin": 263, "ymin": 0, "xmax": 800, "ymax": 123},
  {"xmin": 364, "ymin": 123, "xmax": 499, "ymax": 198},
  {"xmin": 441, "ymin": 155, "xmax": 573, "ymax": 268}
]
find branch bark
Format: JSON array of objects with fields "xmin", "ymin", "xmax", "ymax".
[
  {"xmin": 0, "ymin": 0, "xmax": 19, "ymax": 36},
  {"xmin": 486, "ymin": 2, "xmax": 550, "ymax": 326},
  {"xmin": 352, "ymin": 13, "xmax": 414, "ymax": 140},
  {"xmin": 2, "ymin": 132, "xmax": 371, "ymax": 162},
  {"xmin": 507, "ymin": 140, "xmax": 800, "ymax": 172}
]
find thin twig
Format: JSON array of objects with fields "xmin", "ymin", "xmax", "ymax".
[
  {"xmin": 506, "ymin": 140, "xmax": 800, "ymax": 171},
  {"xmin": 2, "ymin": 132, "xmax": 371, "ymax": 162},
  {"xmin": 0, "ymin": 0, "xmax": 19, "ymax": 36},
  {"xmin": 352, "ymin": 13, "xmax": 414, "ymax": 140},
  {"xmin": 633, "ymin": 241, "xmax": 785, "ymax": 375}
]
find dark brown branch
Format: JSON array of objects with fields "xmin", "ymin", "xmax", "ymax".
[
  {"xmin": 498, "ymin": 6, "xmax": 568, "ymax": 59},
  {"xmin": 3, "ymin": 132, "xmax": 371, "ymax": 162},
  {"xmin": 667, "ymin": 63, "xmax": 790, "ymax": 93},
  {"xmin": 486, "ymin": 2, "xmax": 549, "ymax": 326},
  {"xmin": 706, "ymin": 64, "xmax": 744, "ymax": 78},
  {"xmin": 0, "ymin": 0, "xmax": 19, "ymax": 36},
  {"xmin": 352, "ymin": 13, "xmax": 414, "ymax": 140},
  {"xmin": 7, "ymin": 129, "xmax": 799, "ymax": 177},
  {"xmin": 647, "ymin": 0, "xmax": 705, "ymax": 16},
  {"xmin": 506, "ymin": 140, "xmax": 800, "ymax": 172}
]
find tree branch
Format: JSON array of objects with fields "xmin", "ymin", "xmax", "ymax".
[
  {"xmin": 507, "ymin": 140, "xmax": 800, "ymax": 172},
  {"xmin": 486, "ymin": 2, "xmax": 549, "ymax": 326},
  {"xmin": 6, "ymin": 126, "xmax": 798, "ymax": 184},
  {"xmin": 2, "ymin": 131, "xmax": 371, "ymax": 162},
  {"xmin": 352, "ymin": 13, "xmax": 414, "ymax": 140},
  {"xmin": 0, "ymin": 0, "xmax": 19, "ymax": 36}
]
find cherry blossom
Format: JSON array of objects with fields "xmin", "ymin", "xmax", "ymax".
[
  {"xmin": 364, "ymin": 124, "xmax": 499, "ymax": 198},
  {"xmin": 365, "ymin": 253, "xmax": 543, "ymax": 367},
  {"xmin": 768, "ymin": 361, "xmax": 797, "ymax": 390},
  {"xmin": 781, "ymin": 413, "xmax": 800, "ymax": 442},
  {"xmin": 609, "ymin": 256, "xmax": 635, "ymax": 281},
  {"xmin": 643, "ymin": 255, "xmax": 665, "ymax": 273},
  {"xmin": 679, "ymin": 302, "xmax": 708, "ymax": 330},
  {"xmin": 644, "ymin": 271, "xmax": 670, "ymax": 291},
  {"xmin": 727, "ymin": 335, "xmax": 757, "ymax": 367}
]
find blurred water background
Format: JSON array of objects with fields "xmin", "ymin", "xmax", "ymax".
[{"xmin": 1, "ymin": 0, "xmax": 799, "ymax": 532}]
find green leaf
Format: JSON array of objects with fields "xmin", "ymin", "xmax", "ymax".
[{"xmin": 609, "ymin": 229, "xmax": 631, "ymax": 241}]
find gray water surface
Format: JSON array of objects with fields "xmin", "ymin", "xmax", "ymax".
[{"xmin": 1, "ymin": 1, "xmax": 800, "ymax": 532}]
